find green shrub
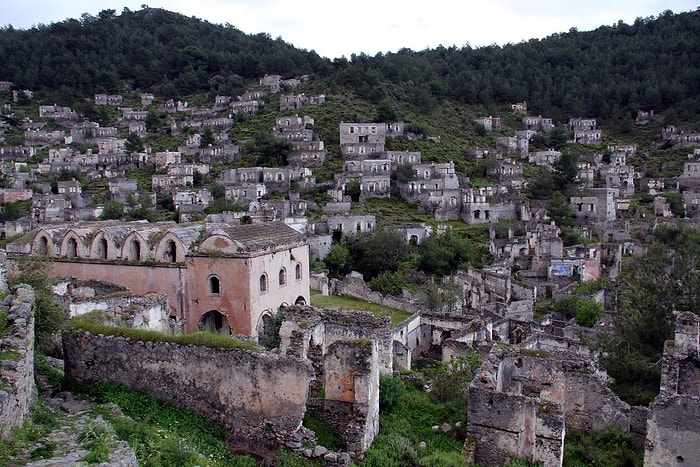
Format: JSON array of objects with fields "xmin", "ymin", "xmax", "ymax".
[
  {"xmin": 575, "ymin": 300, "xmax": 603, "ymax": 327},
  {"xmin": 564, "ymin": 427, "xmax": 642, "ymax": 466},
  {"xmin": 369, "ymin": 271, "xmax": 405, "ymax": 297},
  {"xmin": 426, "ymin": 353, "xmax": 481, "ymax": 411},
  {"xmin": 379, "ymin": 374, "xmax": 405, "ymax": 414},
  {"xmin": 418, "ymin": 450, "xmax": 467, "ymax": 466}
]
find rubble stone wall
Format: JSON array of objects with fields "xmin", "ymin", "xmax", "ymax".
[
  {"xmin": 63, "ymin": 329, "xmax": 314, "ymax": 454},
  {"xmin": 323, "ymin": 340, "xmax": 379, "ymax": 455},
  {"xmin": 0, "ymin": 285, "xmax": 36, "ymax": 437},
  {"xmin": 645, "ymin": 395, "xmax": 700, "ymax": 466},
  {"xmin": 468, "ymin": 387, "xmax": 564, "ymax": 466},
  {"xmin": 331, "ymin": 273, "xmax": 421, "ymax": 316}
]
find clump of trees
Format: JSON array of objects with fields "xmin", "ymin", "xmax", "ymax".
[
  {"xmin": 322, "ymin": 228, "xmax": 490, "ymax": 296},
  {"xmin": 600, "ymin": 225, "xmax": 700, "ymax": 405}
]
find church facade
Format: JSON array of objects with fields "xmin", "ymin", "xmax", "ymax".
[{"xmin": 7, "ymin": 221, "xmax": 310, "ymax": 337}]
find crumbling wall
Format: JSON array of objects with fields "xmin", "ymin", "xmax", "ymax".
[
  {"xmin": 280, "ymin": 306, "xmax": 392, "ymax": 374},
  {"xmin": 645, "ymin": 311, "xmax": 700, "ymax": 465},
  {"xmin": 323, "ymin": 340, "xmax": 379, "ymax": 455},
  {"xmin": 63, "ymin": 329, "xmax": 314, "ymax": 454},
  {"xmin": 53, "ymin": 280, "xmax": 172, "ymax": 333},
  {"xmin": 331, "ymin": 272, "xmax": 421, "ymax": 316},
  {"xmin": 0, "ymin": 285, "xmax": 36, "ymax": 437},
  {"xmin": 468, "ymin": 335, "xmax": 646, "ymax": 466},
  {"xmin": 64, "ymin": 293, "xmax": 171, "ymax": 333},
  {"xmin": 645, "ymin": 395, "xmax": 700, "ymax": 466},
  {"xmin": 468, "ymin": 384, "xmax": 564, "ymax": 466}
]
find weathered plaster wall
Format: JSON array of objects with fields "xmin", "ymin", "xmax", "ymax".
[
  {"xmin": 645, "ymin": 395, "xmax": 700, "ymax": 466},
  {"xmin": 63, "ymin": 330, "xmax": 314, "ymax": 453},
  {"xmin": 52, "ymin": 281, "xmax": 172, "ymax": 333},
  {"xmin": 0, "ymin": 285, "xmax": 36, "ymax": 437},
  {"xmin": 51, "ymin": 261, "xmax": 186, "ymax": 324},
  {"xmin": 645, "ymin": 311, "xmax": 700, "ymax": 466},
  {"xmin": 323, "ymin": 340, "xmax": 379, "ymax": 455},
  {"xmin": 468, "ymin": 337, "xmax": 644, "ymax": 466},
  {"xmin": 468, "ymin": 386, "xmax": 564, "ymax": 467}
]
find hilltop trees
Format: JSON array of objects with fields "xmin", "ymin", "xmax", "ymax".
[{"xmin": 0, "ymin": 7, "xmax": 698, "ymax": 123}]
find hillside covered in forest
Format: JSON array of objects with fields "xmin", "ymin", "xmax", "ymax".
[{"xmin": 0, "ymin": 6, "xmax": 699, "ymax": 126}]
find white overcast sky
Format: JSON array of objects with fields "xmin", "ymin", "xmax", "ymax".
[{"xmin": 1, "ymin": 1, "xmax": 697, "ymax": 59}]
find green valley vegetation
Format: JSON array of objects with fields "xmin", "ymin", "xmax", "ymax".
[{"xmin": 599, "ymin": 225, "xmax": 700, "ymax": 406}]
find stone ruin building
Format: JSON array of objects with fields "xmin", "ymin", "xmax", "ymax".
[{"xmin": 464, "ymin": 311, "xmax": 700, "ymax": 466}]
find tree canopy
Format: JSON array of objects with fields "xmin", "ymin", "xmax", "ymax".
[
  {"xmin": 0, "ymin": 8, "xmax": 698, "ymax": 124},
  {"xmin": 600, "ymin": 225, "xmax": 700, "ymax": 405}
]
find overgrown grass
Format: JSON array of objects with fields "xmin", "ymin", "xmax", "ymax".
[
  {"xmin": 69, "ymin": 313, "xmax": 258, "ymax": 351},
  {"xmin": 353, "ymin": 197, "xmax": 435, "ymax": 228},
  {"xmin": 363, "ymin": 383, "xmax": 466, "ymax": 467},
  {"xmin": 310, "ymin": 292, "xmax": 411, "ymax": 326},
  {"xmin": 302, "ymin": 414, "xmax": 344, "ymax": 451},
  {"xmin": 77, "ymin": 420, "xmax": 113, "ymax": 463},
  {"xmin": 0, "ymin": 403, "xmax": 58, "ymax": 464},
  {"xmin": 564, "ymin": 427, "xmax": 643, "ymax": 466},
  {"xmin": 79, "ymin": 382, "xmax": 257, "ymax": 467}
]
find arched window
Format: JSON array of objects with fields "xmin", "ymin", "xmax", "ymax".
[
  {"xmin": 279, "ymin": 268, "xmax": 287, "ymax": 286},
  {"xmin": 67, "ymin": 238, "xmax": 78, "ymax": 257},
  {"xmin": 209, "ymin": 276, "xmax": 220, "ymax": 294},
  {"xmin": 260, "ymin": 274, "xmax": 268, "ymax": 293},
  {"xmin": 295, "ymin": 263, "xmax": 302, "ymax": 280},
  {"xmin": 131, "ymin": 240, "xmax": 141, "ymax": 261},
  {"xmin": 38, "ymin": 236, "xmax": 48, "ymax": 256},
  {"xmin": 97, "ymin": 237, "xmax": 108, "ymax": 259},
  {"xmin": 166, "ymin": 240, "xmax": 176, "ymax": 262}
]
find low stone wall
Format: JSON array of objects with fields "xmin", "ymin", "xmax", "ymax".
[
  {"xmin": 331, "ymin": 272, "xmax": 422, "ymax": 316},
  {"xmin": 63, "ymin": 330, "xmax": 314, "ymax": 454},
  {"xmin": 0, "ymin": 285, "xmax": 36, "ymax": 437}
]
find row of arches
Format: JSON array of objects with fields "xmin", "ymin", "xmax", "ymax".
[{"xmin": 33, "ymin": 228, "xmax": 185, "ymax": 263}]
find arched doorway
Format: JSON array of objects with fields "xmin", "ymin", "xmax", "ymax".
[
  {"xmin": 294, "ymin": 295, "xmax": 307, "ymax": 306},
  {"xmin": 198, "ymin": 310, "xmax": 231, "ymax": 335}
]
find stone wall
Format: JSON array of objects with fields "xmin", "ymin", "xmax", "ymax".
[
  {"xmin": 278, "ymin": 306, "xmax": 384, "ymax": 455},
  {"xmin": 645, "ymin": 395, "xmax": 700, "ymax": 466},
  {"xmin": 63, "ymin": 329, "xmax": 314, "ymax": 454},
  {"xmin": 52, "ymin": 279, "xmax": 173, "ymax": 333},
  {"xmin": 323, "ymin": 340, "xmax": 379, "ymax": 456},
  {"xmin": 331, "ymin": 272, "xmax": 422, "ymax": 316},
  {"xmin": 0, "ymin": 285, "xmax": 36, "ymax": 437},
  {"xmin": 468, "ymin": 336, "xmax": 644, "ymax": 466},
  {"xmin": 468, "ymin": 382, "xmax": 564, "ymax": 466},
  {"xmin": 645, "ymin": 311, "xmax": 700, "ymax": 465}
]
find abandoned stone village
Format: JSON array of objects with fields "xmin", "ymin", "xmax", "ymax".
[{"xmin": 0, "ymin": 72, "xmax": 699, "ymax": 466}]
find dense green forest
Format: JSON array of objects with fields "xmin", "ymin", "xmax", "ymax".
[{"xmin": 1, "ymin": 7, "xmax": 699, "ymax": 126}]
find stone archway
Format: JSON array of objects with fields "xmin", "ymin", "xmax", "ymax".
[
  {"xmin": 294, "ymin": 295, "xmax": 307, "ymax": 306},
  {"xmin": 198, "ymin": 310, "xmax": 231, "ymax": 335}
]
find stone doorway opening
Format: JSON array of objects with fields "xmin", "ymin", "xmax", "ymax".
[{"xmin": 198, "ymin": 310, "xmax": 231, "ymax": 335}]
